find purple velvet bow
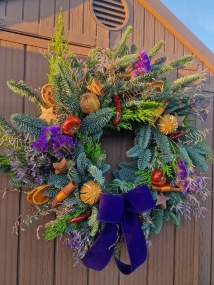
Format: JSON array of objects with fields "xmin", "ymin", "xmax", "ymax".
[{"xmin": 82, "ymin": 184, "xmax": 155, "ymax": 275}]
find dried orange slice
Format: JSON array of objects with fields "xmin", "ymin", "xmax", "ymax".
[
  {"xmin": 26, "ymin": 187, "xmax": 40, "ymax": 203},
  {"xmin": 32, "ymin": 184, "xmax": 50, "ymax": 204},
  {"xmin": 41, "ymin": 84, "xmax": 54, "ymax": 107},
  {"xmin": 26, "ymin": 184, "xmax": 50, "ymax": 204}
]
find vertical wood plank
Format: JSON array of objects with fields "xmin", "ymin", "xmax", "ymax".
[
  {"xmin": 164, "ymin": 29, "xmax": 175, "ymax": 55},
  {"xmin": 96, "ymin": 25, "xmax": 109, "ymax": 46},
  {"xmin": 6, "ymin": 0, "xmax": 23, "ymax": 21},
  {"xmin": 0, "ymin": 1, "xmax": 6, "ymax": 16},
  {"xmin": 40, "ymin": 0, "xmax": 55, "ymax": 28},
  {"xmin": 174, "ymin": 218, "xmax": 196, "ymax": 285},
  {"xmin": 147, "ymin": 223, "xmax": 174, "ymax": 285},
  {"xmin": 69, "ymin": 0, "xmax": 84, "ymax": 35},
  {"xmin": 133, "ymin": 0, "xmax": 144, "ymax": 50},
  {"xmin": 55, "ymin": 237, "xmax": 88, "ymax": 285},
  {"xmin": 154, "ymin": 19, "xmax": 165, "ymax": 52},
  {"xmin": 183, "ymin": 46, "xmax": 193, "ymax": 55},
  {"xmin": 23, "ymin": 0, "xmax": 40, "ymax": 24},
  {"xmin": 83, "ymin": 0, "xmax": 96, "ymax": 38},
  {"xmin": 144, "ymin": 9, "xmax": 155, "ymax": 51},
  {"xmin": 198, "ymin": 96, "xmax": 213, "ymax": 285},
  {"xmin": 0, "ymin": 40, "xmax": 24, "ymax": 285},
  {"xmin": 174, "ymin": 38, "xmax": 184, "ymax": 56},
  {"xmin": 18, "ymin": 45, "xmax": 55, "ymax": 285},
  {"xmin": 109, "ymin": 30, "xmax": 121, "ymax": 50}
]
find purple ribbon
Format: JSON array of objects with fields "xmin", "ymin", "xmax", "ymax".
[{"xmin": 82, "ymin": 184, "xmax": 155, "ymax": 275}]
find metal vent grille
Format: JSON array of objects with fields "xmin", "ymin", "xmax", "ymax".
[{"xmin": 90, "ymin": 0, "xmax": 129, "ymax": 30}]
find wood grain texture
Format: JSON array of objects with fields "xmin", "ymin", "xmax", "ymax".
[
  {"xmin": 40, "ymin": 0, "xmax": 55, "ymax": 28},
  {"xmin": 23, "ymin": 0, "xmax": 40, "ymax": 24},
  {"xmin": 144, "ymin": 9, "xmax": 155, "ymax": 51},
  {"xmin": 164, "ymin": 28, "xmax": 175, "ymax": 55},
  {"xmin": 83, "ymin": 0, "xmax": 96, "ymax": 38},
  {"xmin": 148, "ymin": 223, "xmax": 174, "ymax": 285},
  {"xmin": 55, "ymin": 237, "xmax": 88, "ymax": 285},
  {"xmin": 133, "ymin": 0, "xmax": 144, "ymax": 49},
  {"xmin": 69, "ymin": 0, "xmax": 84, "ymax": 35},
  {"xmin": 0, "ymin": 40, "xmax": 24, "ymax": 285},
  {"xmin": 174, "ymin": 218, "xmax": 196, "ymax": 285},
  {"xmin": 6, "ymin": 0, "xmax": 23, "ymax": 21},
  {"xmin": 154, "ymin": 19, "xmax": 165, "ymax": 52},
  {"xmin": 174, "ymin": 37, "xmax": 184, "ymax": 56},
  {"xmin": 0, "ymin": 1, "xmax": 6, "ymax": 17}
]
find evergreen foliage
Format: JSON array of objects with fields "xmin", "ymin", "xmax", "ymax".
[
  {"xmin": 80, "ymin": 108, "xmax": 113, "ymax": 135},
  {"xmin": 48, "ymin": 174, "xmax": 70, "ymax": 188},
  {"xmin": 148, "ymin": 40, "xmax": 165, "ymax": 59},
  {"xmin": 171, "ymin": 74, "xmax": 200, "ymax": 91},
  {"xmin": 10, "ymin": 114, "xmax": 48, "ymax": 138},
  {"xmin": 7, "ymin": 80, "xmax": 48, "ymax": 109},
  {"xmin": 169, "ymin": 55, "xmax": 195, "ymax": 70},
  {"xmin": 114, "ymin": 26, "xmax": 133, "ymax": 57}
]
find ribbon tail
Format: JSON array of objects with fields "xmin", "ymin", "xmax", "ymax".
[
  {"xmin": 115, "ymin": 212, "xmax": 147, "ymax": 275},
  {"xmin": 82, "ymin": 223, "xmax": 119, "ymax": 271}
]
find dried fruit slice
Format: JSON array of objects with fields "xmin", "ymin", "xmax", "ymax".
[
  {"xmin": 26, "ymin": 187, "xmax": 40, "ymax": 203},
  {"xmin": 41, "ymin": 84, "xmax": 54, "ymax": 107},
  {"xmin": 27, "ymin": 184, "xmax": 50, "ymax": 204}
]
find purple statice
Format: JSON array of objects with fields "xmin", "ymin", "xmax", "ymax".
[
  {"xmin": 32, "ymin": 126, "xmax": 75, "ymax": 158},
  {"xmin": 132, "ymin": 50, "xmax": 151, "ymax": 78},
  {"xmin": 175, "ymin": 159, "xmax": 208, "ymax": 195},
  {"xmin": 177, "ymin": 160, "xmax": 187, "ymax": 179},
  {"xmin": 7, "ymin": 147, "xmax": 52, "ymax": 187},
  {"xmin": 64, "ymin": 229, "xmax": 93, "ymax": 264},
  {"xmin": 189, "ymin": 94, "xmax": 211, "ymax": 121}
]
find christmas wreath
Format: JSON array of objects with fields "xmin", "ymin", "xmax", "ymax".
[{"xmin": 0, "ymin": 14, "xmax": 212, "ymax": 275}]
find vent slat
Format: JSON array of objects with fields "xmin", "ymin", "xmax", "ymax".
[
  {"xmin": 94, "ymin": 9, "xmax": 126, "ymax": 21},
  {"xmin": 98, "ymin": 18, "xmax": 118, "ymax": 27},
  {"xmin": 93, "ymin": 0, "xmax": 124, "ymax": 11},
  {"xmin": 93, "ymin": 2, "xmax": 125, "ymax": 14},
  {"xmin": 91, "ymin": 0, "xmax": 128, "ymax": 30}
]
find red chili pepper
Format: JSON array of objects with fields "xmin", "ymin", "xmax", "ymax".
[
  {"xmin": 112, "ymin": 93, "xmax": 121, "ymax": 127},
  {"xmin": 68, "ymin": 212, "xmax": 91, "ymax": 224}
]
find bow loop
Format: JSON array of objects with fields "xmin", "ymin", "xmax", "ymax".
[
  {"xmin": 124, "ymin": 184, "xmax": 155, "ymax": 213},
  {"xmin": 98, "ymin": 193, "xmax": 124, "ymax": 223}
]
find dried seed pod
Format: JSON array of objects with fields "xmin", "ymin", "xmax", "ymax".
[
  {"xmin": 80, "ymin": 181, "xmax": 101, "ymax": 205},
  {"xmin": 62, "ymin": 115, "xmax": 81, "ymax": 136},
  {"xmin": 79, "ymin": 93, "xmax": 100, "ymax": 114},
  {"xmin": 157, "ymin": 114, "xmax": 178, "ymax": 135}
]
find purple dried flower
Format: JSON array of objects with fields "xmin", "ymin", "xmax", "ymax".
[
  {"xmin": 132, "ymin": 50, "xmax": 151, "ymax": 78},
  {"xmin": 177, "ymin": 163, "xmax": 187, "ymax": 179},
  {"xmin": 32, "ymin": 126, "xmax": 75, "ymax": 158}
]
